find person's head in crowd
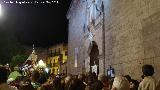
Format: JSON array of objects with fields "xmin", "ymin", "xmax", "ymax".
[
  {"xmin": 90, "ymin": 72, "xmax": 97, "ymax": 82},
  {"xmin": 111, "ymin": 76, "xmax": 130, "ymax": 90},
  {"xmin": 65, "ymin": 76, "xmax": 71, "ymax": 84},
  {"xmin": 78, "ymin": 74, "xmax": 85, "ymax": 81},
  {"xmin": 98, "ymin": 74, "xmax": 109, "ymax": 89},
  {"xmin": 87, "ymin": 75, "xmax": 94, "ymax": 85},
  {"xmin": 130, "ymin": 79, "xmax": 139, "ymax": 90},
  {"xmin": 19, "ymin": 84, "xmax": 34, "ymax": 90},
  {"xmin": 31, "ymin": 71, "xmax": 40, "ymax": 82},
  {"xmin": 38, "ymin": 75, "xmax": 47, "ymax": 84},
  {"xmin": 98, "ymin": 74, "xmax": 107, "ymax": 82},
  {"xmin": 0, "ymin": 66, "xmax": 8, "ymax": 84},
  {"xmin": 14, "ymin": 66, "xmax": 19, "ymax": 71},
  {"xmin": 142, "ymin": 64, "xmax": 154, "ymax": 76},
  {"xmin": 124, "ymin": 75, "xmax": 132, "ymax": 82},
  {"xmin": 53, "ymin": 77, "xmax": 61, "ymax": 84},
  {"xmin": 19, "ymin": 77, "xmax": 34, "ymax": 90}
]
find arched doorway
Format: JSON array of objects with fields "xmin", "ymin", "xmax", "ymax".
[{"xmin": 89, "ymin": 41, "xmax": 99, "ymax": 74}]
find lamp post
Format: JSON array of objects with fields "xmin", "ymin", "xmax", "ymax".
[
  {"xmin": 0, "ymin": 3, "xmax": 3, "ymax": 18},
  {"xmin": 38, "ymin": 59, "xmax": 46, "ymax": 73},
  {"xmin": 38, "ymin": 59, "xmax": 46, "ymax": 71},
  {"xmin": 0, "ymin": 4, "xmax": 2, "ymax": 17},
  {"xmin": 38, "ymin": 59, "xmax": 46, "ymax": 68}
]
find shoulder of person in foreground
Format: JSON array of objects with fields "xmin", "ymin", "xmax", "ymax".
[{"xmin": 156, "ymin": 80, "xmax": 160, "ymax": 90}]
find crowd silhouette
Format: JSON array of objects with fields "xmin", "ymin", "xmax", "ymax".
[{"xmin": 0, "ymin": 64, "xmax": 159, "ymax": 90}]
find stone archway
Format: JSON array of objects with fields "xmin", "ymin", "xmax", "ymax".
[{"xmin": 89, "ymin": 41, "xmax": 99, "ymax": 74}]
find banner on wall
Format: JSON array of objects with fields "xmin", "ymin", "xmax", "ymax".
[
  {"xmin": 91, "ymin": 64, "xmax": 97, "ymax": 75},
  {"xmin": 106, "ymin": 66, "xmax": 115, "ymax": 78},
  {"xmin": 74, "ymin": 48, "xmax": 78, "ymax": 67}
]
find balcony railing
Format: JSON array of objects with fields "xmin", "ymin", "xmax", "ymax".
[{"xmin": 48, "ymin": 52, "xmax": 61, "ymax": 57}]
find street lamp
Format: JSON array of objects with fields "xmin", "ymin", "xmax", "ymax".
[
  {"xmin": 45, "ymin": 68, "xmax": 49, "ymax": 73},
  {"xmin": 0, "ymin": 4, "xmax": 2, "ymax": 17}
]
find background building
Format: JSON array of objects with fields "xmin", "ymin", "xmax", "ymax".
[
  {"xmin": 67, "ymin": 0, "xmax": 160, "ymax": 80},
  {"xmin": 47, "ymin": 43, "xmax": 68, "ymax": 75}
]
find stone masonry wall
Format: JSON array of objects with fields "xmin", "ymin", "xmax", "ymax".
[
  {"xmin": 67, "ymin": 1, "xmax": 87, "ymax": 75},
  {"xmin": 104, "ymin": 0, "xmax": 160, "ymax": 80}
]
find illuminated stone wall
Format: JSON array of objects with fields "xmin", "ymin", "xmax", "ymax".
[
  {"xmin": 67, "ymin": 1, "xmax": 87, "ymax": 74},
  {"xmin": 67, "ymin": 0, "xmax": 160, "ymax": 80},
  {"xmin": 103, "ymin": 0, "xmax": 160, "ymax": 80}
]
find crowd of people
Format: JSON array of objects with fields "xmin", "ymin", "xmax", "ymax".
[{"xmin": 0, "ymin": 64, "xmax": 159, "ymax": 90}]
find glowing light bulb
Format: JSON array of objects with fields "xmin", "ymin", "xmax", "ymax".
[
  {"xmin": 45, "ymin": 68, "xmax": 49, "ymax": 73},
  {"xmin": 10, "ymin": 1, "xmax": 13, "ymax": 3},
  {"xmin": 0, "ymin": 4, "xmax": 2, "ymax": 17}
]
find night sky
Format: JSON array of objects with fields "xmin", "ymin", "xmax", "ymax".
[{"xmin": 0, "ymin": 0, "xmax": 71, "ymax": 47}]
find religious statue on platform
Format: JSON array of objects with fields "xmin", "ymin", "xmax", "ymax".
[{"xmin": 31, "ymin": 44, "xmax": 37, "ymax": 66}]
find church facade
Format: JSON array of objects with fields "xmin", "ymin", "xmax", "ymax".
[{"xmin": 67, "ymin": 0, "xmax": 160, "ymax": 80}]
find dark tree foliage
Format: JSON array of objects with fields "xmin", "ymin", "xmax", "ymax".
[
  {"xmin": 10, "ymin": 55, "xmax": 28, "ymax": 67},
  {"xmin": 0, "ymin": 28, "xmax": 26, "ymax": 65}
]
